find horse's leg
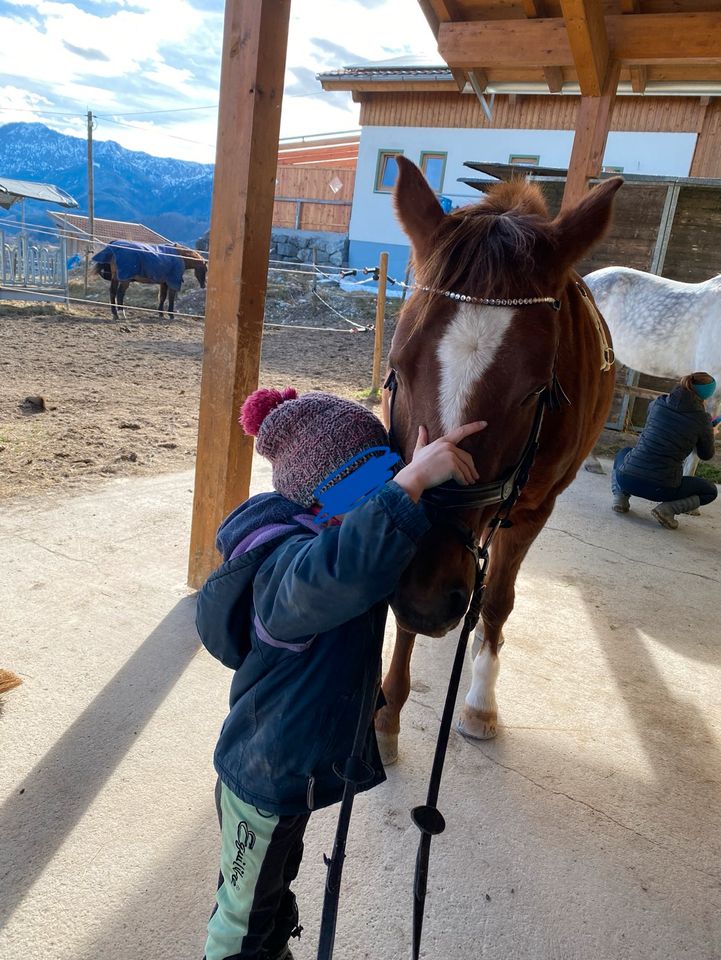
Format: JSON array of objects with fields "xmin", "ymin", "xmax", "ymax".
[
  {"xmin": 458, "ymin": 503, "xmax": 554, "ymax": 740},
  {"xmin": 168, "ymin": 288, "xmax": 176, "ymax": 321},
  {"xmin": 117, "ymin": 282, "xmax": 129, "ymax": 320},
  {"xmin": 158, "ymin": 283, "xmax": 167, "ymax": 319},
  {"xmin": 375, "ymin": 625, "xmax": 416, "ymax": 765},
  {"xmin": 109, "ymin": 278, "xmax": 119, "ymax": 320}
]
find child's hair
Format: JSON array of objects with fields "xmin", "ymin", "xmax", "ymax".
[{"xmin": 680, "ymin": 372, "xmax": 715, "ymax": 395}]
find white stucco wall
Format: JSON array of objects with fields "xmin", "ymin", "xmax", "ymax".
[{"xmin": 349, "ymin": 124, "xmax": 698, "ymax": 248}]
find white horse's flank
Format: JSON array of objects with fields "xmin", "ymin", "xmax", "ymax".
[{"xmin": 583, "ymin": 267, "xmax": 721, "ymax": 409}]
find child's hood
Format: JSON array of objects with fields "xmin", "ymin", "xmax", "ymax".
[
  {"xmin": 198, "ymin": 492, "xmax": 317, "ymax": 671},
  {"xmin": 216, "ymin": 491, "xmax": 309, "ymax": 561}
]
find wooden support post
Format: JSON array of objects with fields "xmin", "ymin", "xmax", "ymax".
[
  {"xmin": 649, "ymin": 182, "xmax": 680, "ymax": 275},
  {"xmin": 562, "ymin": 61, "xmax": 620, "ymax": 210},
  {"xmin": 371, "ymin": 252, "xmax": 389, "ymax": 394},
  {"xmin": 188, "ymin": 0, "xmax": 291, "ymax": 589}
]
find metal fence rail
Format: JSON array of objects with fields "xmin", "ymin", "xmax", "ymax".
[{"xmin": 0, "ymin": 230, "xmax": 68, "ymax": 299}]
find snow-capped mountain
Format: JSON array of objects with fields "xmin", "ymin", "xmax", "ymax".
[{"xmin": 0, "ymin": 122, "xmax": 213, "ymax": 245}]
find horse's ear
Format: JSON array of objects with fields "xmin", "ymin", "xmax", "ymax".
[
  {"xmin": 552, "ymin": 177, "xmax": 623, "ymax": 271},
  {"xmin": 394, "ymin": 156, "xmax": 445, "ymax": 261}
]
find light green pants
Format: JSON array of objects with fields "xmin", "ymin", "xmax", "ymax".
[{"xmin": 204, "ymin": 782, "xmax": 308, "ymax": 960}]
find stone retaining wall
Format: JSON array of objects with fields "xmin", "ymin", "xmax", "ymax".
[
  {"xmin": 196, "ymin": 228, "xmax": 348, "ymax": 267},
  {"xmin": 270, "ymin": 229, "xmax": 348, "ymax": 266}
]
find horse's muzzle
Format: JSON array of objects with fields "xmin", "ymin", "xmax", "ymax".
[{"xmin": 391, "ymin": 585, "xmax": 470, "ymax": 638}]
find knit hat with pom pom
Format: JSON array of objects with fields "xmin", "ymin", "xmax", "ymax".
[{"xmin": 240, "ymin": 387, "xmax": 389, "ymax": 506}]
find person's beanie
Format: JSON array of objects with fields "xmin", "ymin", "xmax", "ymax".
[
  {"xmin": 240, "ymin": 387, "xmax": 389, "ymax": 506},
  {"xmin": 692, "ymin": 376, "xmax": 717, "ymax": 401}
]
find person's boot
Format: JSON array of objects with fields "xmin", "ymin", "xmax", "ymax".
[
  {"xmin": 261, "ymin": 946, "xmax": 294, "ymax": 960},
  {"xmin": 260, "ymin": 890, "xmax": 302, "ymax": 960},
  {"xmin": 611, "ymin": 470, "xmax": 629, "ymax": 513},
  {"xmin": 612, "ymin": 492, "xmax": 630, "ymax": 514},
  {"xmin": 652, "ymin": 495, "xmax": 700, "ymax": 530}
]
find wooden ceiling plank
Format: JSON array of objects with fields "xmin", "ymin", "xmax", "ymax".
[{"xmin": 560, "ymin": 0, "xmax": 610, "ymax": 96}]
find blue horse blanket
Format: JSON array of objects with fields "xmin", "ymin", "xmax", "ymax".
[{"xmin": 93, "ymin": 241, "xmax": 185, "ymax": 291}]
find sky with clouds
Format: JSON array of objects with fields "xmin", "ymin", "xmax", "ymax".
[{"xmin": 0, "ymin": 0, "xmax": 438, "ymax": 163}]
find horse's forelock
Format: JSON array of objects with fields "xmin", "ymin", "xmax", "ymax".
[
  {"xmin": 481, "ymin": 177, "xmax": 549, "ymax": 218},
  {"xmin": 415, "ymin": 196, "xmax": 555, "ymax": 303}
]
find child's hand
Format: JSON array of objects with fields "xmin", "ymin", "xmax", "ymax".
[{"xmin": 393, "ymin": 421, "xmax": 487, "ymax": 502}]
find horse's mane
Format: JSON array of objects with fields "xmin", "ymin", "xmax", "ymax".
[
  {"xmin": 174, "ymin": 244, "xmax": 205, "ymax": 262},
  {"xmin": 415, "ymin": 178, "xmax": 556, "ymax": 302}
]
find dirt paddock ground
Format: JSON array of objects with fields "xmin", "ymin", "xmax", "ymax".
[
  {"xmin": 0, "ymin": 277, "xmax": 396, "ymax": 501},
  {"xmin": 1, "ymin": 275, "xmax": 719, "ymax": 502}
]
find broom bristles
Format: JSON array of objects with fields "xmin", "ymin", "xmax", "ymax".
[{"xmin": 0, "ymin": 669, "xmax": 23, "ymax": 694}]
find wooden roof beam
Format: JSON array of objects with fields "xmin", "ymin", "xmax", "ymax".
[
  {"xmin": 562, "ymin": 60, "xmax": 620, "ymax": 209},
  {"xmin": 559, "ymin": 0, "xmax": 609, "ymax": 96},
  {"xmin": 437, "ymin": 13, "xmax": 721, "ymax": 69},
  {"xmin": 522, "ymin": 0, "xmax": 564, "ymax": 93},
  {"xmin": 630, "ymin": 65, "xmax": 647, "ymax": 93},
  {"xmin": 417, "ymin": 0, "xmax": 469, "ymax": 93}
]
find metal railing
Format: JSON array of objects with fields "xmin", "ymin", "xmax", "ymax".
[{"xmin": 0, "ymin": 230, "xmax": 68, "ymax": 293}]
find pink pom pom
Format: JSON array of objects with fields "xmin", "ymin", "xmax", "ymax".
[{"xmin": 239, "ymin": 387, "xmax": 297, "ymax": 436}]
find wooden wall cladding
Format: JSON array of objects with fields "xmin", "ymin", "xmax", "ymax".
[
  {"xmin": 662, "ymin": 187, "xmax": 721, "ymax": 281},
  {"xmin": 359, "ymin": 92, "xmax": 706, "ymax": 133},
  {"xmin": 272, "ymin": 164, "xmax": 355, "ymax": 233}
]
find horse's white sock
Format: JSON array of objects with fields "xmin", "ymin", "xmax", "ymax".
[{"xmin": 465, "ymin": 642, "xmax": 500, "ymax": 716}]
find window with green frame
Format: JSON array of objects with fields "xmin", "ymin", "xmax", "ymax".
[
  {"xmin": 419, "ymin": 151, "xmax": 447, "ymax": 192},
  {"xmin": 509, "ymin": 154, "xmax": 540, "ymax": 166},
  {"xmin": 374, "ymin": 150, "xmax": 403, "ymax": 193},
  {"xmin": 602, "ymin": 164, "xmax": 624, "ymax": 173}
]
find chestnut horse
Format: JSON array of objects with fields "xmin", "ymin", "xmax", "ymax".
[
  {"xmin": 94, "ymin": 241, "xmax": 207, "ymax": 320},
  {"xmin": 376, "ymin": 158, "xmax": 622, "ymax": 763}
]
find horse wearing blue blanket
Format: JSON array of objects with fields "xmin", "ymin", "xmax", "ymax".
[{"xmin": 93, "ymin": 240, "xmax": 207, "ymax": 320}]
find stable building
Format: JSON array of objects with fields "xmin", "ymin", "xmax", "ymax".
[{"xmin": 319, "ymin": 57, "xmax": 721, "ymax": 281}]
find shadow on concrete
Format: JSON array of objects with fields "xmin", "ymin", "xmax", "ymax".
[
  {"xmin": 0, "ymin": 594, "xmax": 199, "ymax": 929},
  {"xmin": 72, "ymin": 816, "xmax": 216, "ymax": 960}
]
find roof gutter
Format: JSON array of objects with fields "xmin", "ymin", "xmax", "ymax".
[{"xmin": 474, "ymin": 81, "xmax": 721, "ymax": 96}]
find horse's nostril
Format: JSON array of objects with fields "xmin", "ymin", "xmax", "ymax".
[{"xmin": 447, "ymin": 587, "xmax": 470, "ymax": 621}]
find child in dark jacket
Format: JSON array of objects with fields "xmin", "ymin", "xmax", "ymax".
[
  {"xmin": 197, "ymin": 386, "xmax": 486, "ymax": 960},
  {"xmin": 611, "ymin": 371, "xmax": 717, "ymax": 528}
]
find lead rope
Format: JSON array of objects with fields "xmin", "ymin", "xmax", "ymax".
[
  {"xmin": 576, "ymin": 280, "xmax": 615, "ymax": 372},
  {"xmin": 316, "ymin": 626, "xmax": 383, "ymax": 960},
  {"xmin": 410, "ymin": 382, "xmax": 559, "ymax": 959},
  {"xmin": 410, "ymin": 544, "xmax": 486, "ymax": 960}
]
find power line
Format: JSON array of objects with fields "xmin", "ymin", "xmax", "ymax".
[
  {"xmin": 0, "ymin": 106, "xmax": 86, "ymax": 118},
  {"xmin": 96, "ymin": 115, "xmax": 215, "ymax": 149},
  {"xmin": 95, "ymin": 105, "xmax": 218, "ymax": 117}
]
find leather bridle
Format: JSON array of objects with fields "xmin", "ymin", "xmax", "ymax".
[{"xmin": 383, "ymin": 359, "xmax": 569, "ymax": 532}]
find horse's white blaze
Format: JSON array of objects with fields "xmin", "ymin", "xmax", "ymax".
[
  {"xmin": 465, "ymin": 642, "xmax": 499, "ymax": 715},
  {"xmin": 437, "ymin": 304, "xmax": 515, "ymax": 432}
]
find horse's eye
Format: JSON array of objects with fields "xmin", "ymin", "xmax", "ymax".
[{"xmin": 521, "ymin": 386, "xmax": 545, "ymax": 406}]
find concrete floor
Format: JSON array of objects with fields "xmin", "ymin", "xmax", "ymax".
[{"xmin": 1, "ymin": 460, "xmax": 720, "ymax": 960}]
